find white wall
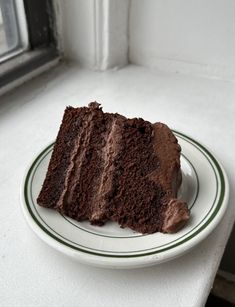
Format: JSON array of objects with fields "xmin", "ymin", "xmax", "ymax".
[
  {"xmin": 60, "ymin": 0, "xmax": 96, "ymax": 68},
  {"xmin": 60, "ymin": 0, "xmax": 129, "ymax": 70},
  {"xmin": 0, "ymin": 9, "xmax": 2, "ymax": 24},
  {"xmin": 129, "ymin": 0, "xmax": 235, "ymax": 78},
  {"xmin": 59, "ymin": 0, "xmax": 235, "ymax": 77}
]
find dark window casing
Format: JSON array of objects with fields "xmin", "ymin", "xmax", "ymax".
[{"xmin": 0, "ymin": 0, "xmax": 59, "ymax": 89}]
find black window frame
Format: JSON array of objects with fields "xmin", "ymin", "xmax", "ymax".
[{"xmin": 0, "ymin": 0, "xmax": 59, "ymax": 88}]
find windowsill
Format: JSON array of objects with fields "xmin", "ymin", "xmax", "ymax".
[
  {"xmin": 1, "ymin": 63, "xmax": 234, "ymax": 307},
  {"xmin": 0, "ymin": 47, "xmax": 59, "ymax": 92}
]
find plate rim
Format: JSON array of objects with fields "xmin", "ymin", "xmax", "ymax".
[{"xmin": 20, "ymin": 130, "xmax": 229, "ymax": 266}]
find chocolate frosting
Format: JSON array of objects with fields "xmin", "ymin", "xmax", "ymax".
[
  {"xmin": 90, "ymin": 116, "xmax": 124, "ymax": 222},
  {"xmin": 56, "ymin": 109, "xmax": 95, "ymax": 210},
  {"xmin": 162, "ymin": 199, "xmax": 190, "ymax": 233},
  {"xmin": 150, "ymin": 123, "xmax": 181, "ymax": 197}
]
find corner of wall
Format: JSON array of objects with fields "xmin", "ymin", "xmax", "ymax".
[{"xmin": 60, "ymin": 0, "xmax": 130, "ymax": 70}]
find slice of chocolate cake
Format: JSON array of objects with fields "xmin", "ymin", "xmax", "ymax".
[{"xmin": 37, "ymin": 103, "xmax": 190, "ymax": 234}]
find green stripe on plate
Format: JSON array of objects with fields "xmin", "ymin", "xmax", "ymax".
[{"xmin": 28, "ymin": 136, "xmax": 216, "ymax": 254}]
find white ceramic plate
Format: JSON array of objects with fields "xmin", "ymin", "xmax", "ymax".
[{"xmin": 21, "ymin": 131, "xmax": 229, "ymax": 269}]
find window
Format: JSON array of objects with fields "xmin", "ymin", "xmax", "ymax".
[
  {"xmin": 0, "ymin": 0, "xmax": 28, "ymax": 62},
  {"xmin": 0, "ymin": 0, "xmax": 58, "ymax": 89}
]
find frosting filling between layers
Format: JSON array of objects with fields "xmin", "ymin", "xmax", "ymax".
[{"xmin": 90, "ymin": 116, "xmax": 124, "ymax": 224}]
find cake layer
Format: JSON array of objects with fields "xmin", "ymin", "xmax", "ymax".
[
  {"xmin": 37, "ymin": 107, "xmax": 88, "ymax": 208},
  {"xmin": 37, "ymin": 103, "xmax": 190, "ymax": 234},
  {"xmin": 98, "ymin": 119, "xmax": 186, "ymax": 233},
  {"xmin": 56, "ymin": 104, "xmax": 108, "ymax": 220}
]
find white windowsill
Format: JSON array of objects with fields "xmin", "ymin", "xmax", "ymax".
[{"xmin": 1, "ymin": 63, "xmax": 234, "ymax": 307}]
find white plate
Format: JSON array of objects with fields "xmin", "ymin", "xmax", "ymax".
[{"xmin": 21, "ymin": 131, "xmax": 229, "ymax": 269}]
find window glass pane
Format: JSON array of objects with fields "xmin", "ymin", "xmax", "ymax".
[
  {"xmin": 0, "ymin": 6, "xmax": 8, "ymax": 54},
  {"xmin": 0, "ymin": 0, "xmax": 28, "ymax": 59}
]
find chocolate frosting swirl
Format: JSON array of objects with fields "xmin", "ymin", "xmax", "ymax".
[{"xmin": 162, "ymin": 198, "xmax": 190, "ymax": 233}]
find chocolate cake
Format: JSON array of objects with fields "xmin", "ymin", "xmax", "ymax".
[{"xmin": 37, "ymin": 103, "xmax": 190, "ymax": 234}]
